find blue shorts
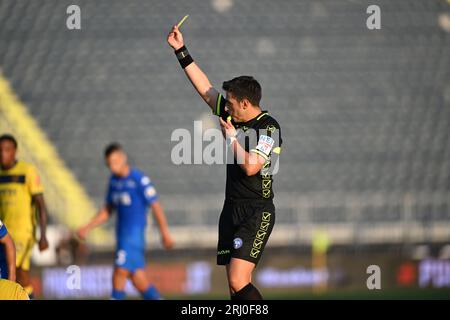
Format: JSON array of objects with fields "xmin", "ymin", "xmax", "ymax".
[
  {"xmin": 0, "ymin": 258, "xmax": 8, "ymax": 279},
  {"xmin": 114, "ymin": 245, "xmax": 145, "ymax": 273}
]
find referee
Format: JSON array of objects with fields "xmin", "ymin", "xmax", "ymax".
[{"xmin": 167, "ymin": 25, "xmax": 282, "ymax": 300}]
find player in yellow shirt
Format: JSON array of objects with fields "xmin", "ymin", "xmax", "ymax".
[
  {"xmin": 0, "ymin": 134, "xmax": 49, "ymax": 298},
  {"xmin": 0, "ymin": 279, "xmax": 30, "ymax": 300}
]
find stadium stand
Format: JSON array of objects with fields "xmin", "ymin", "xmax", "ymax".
[{"xmin": 0, "ymin": 0, "xmax": 449, "ymax": 248}]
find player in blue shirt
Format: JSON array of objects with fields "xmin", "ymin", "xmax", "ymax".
[
  {"xmin": 0, "ymin": 219, "xmax": 17, "ymax": 281},
  {"xmin": 76, "ymin": 143, "xmax": 174, "ymax": 300}
]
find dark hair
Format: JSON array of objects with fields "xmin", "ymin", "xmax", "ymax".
[
  {"xmin": 0, "ymin": 134, "xmax": 18, "ymax": 149},
  {"xmin": 222, "ymin": 76, "xmax": 262, "ymax": 106},
  {"xmin": 104, "ymin": 142, "xmax": 123, "ymax": 158}
]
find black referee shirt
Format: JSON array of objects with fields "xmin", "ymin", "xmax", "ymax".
[{"xmin": 213, "ymin": 93, "xmax": 283, "ymax": 201}]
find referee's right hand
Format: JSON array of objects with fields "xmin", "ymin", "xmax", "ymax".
[{"xmin": 167, "ymin": 25, "xmax": 184, "ymax": 50}]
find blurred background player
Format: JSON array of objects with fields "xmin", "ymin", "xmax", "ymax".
[
  {"xmin": 167, "ymin": 25, "xmax": 282, "ymax": 300},
  {"xmin": 76, "ymin": 143, "xmax": 174, "ymax": 300},
  {"xmin": 0, "ymin": 218, "xmax": 16, "ymax": 281},
  {"xmin": 0, "ymin": 134, "xmax": 49, "ymax": 298}
]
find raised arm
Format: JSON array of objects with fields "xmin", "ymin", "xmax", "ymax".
[{"xmin": 167, "ymin": 25, "xmax": 220, "ymax": 111}]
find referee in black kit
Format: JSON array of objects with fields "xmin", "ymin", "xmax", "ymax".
[{"xmin": 167, "ymin": 24, "xmax": 282, "ymax": 300}]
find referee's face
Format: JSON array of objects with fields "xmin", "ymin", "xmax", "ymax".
[
  {"xmin": 225, "ymin": 93, "xmax": 246, "ymax": 122},
  {"xmin": 106, "ymin": 150, "xmax": 128, "ymax": 176}
]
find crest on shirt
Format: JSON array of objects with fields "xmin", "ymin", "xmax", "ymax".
[{"xmin": 266, "ymin": 125, "xmax": 276, "ymax": 133}]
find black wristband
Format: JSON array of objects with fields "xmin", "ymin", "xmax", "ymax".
[{"xmin": 174, "ymin": 45, "xmax": 194, "ymax": 69}]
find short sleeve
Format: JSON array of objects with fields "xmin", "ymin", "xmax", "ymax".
[
  {"xmin": 27, "ymin": 165, "xmax": 44, "ymax": 195},
  {"xmin": 212, "ymin": 93, "xmax": 230, "ymax": 120},
  {"xmin": 250, "ymin": 121, "xmax": 282, "ymax": 161},
  {"xmin": 139, "ymin": 174, "xmax": 159, "ymax": 206}
]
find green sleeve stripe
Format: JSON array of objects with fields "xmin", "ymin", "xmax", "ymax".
[
  {"xmin": 250, "ymin": 148, "xmax": 270, "ymax": 161},
  {"xmin": 216, "ymin": 94, "xmax": 222, "ymax": 116},
  {"xmin": 256, "ymin": 112, "xmax": 269, "ymax": 121}
]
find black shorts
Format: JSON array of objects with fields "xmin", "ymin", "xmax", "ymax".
[{"xmin": 217, "ymin": 199, "xmax": 275, "ymax": 266}]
